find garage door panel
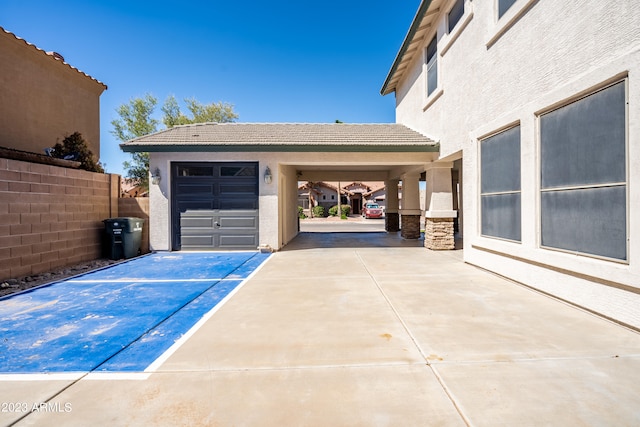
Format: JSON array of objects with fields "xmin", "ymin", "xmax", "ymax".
[
  {"xmin": 219, "ymin": 199, "xmax": 258, "ymax": 209},
  {"xmin": 219, "ymin": 215, "xmax": 258, "ymax": 229},
  {"xmin": 219, "ymin": 183, "xmax": 258, "ymax": 194},
  {"xmin": 219, "ymin": 234, "xmax": 258, "ymax": 248},
  {"xmin": 180, "ymin": 216, "xmax": 215, "ymax": 228},
  {"xmin": 177, "ymin": 201, "xmax": 215, "ymax": 212},
  {"xmin": 180, "ymin": 233, "xmax": 215, "ymax": 246},
  {"xmin": 176, "ymin": 183, "xmax": 214, "ymax": 194}
]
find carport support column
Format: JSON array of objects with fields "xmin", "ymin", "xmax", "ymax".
[
  {"xmin": 424, "ymin": 163, "xmax": 457, "ymax": 250},
  {"xmin": 385, "ymin": 179, "xmax": 400, "ymax": 232},
  {"xmin": 400, "ymin": 172, "xmax": 421, "ymax": 239}
]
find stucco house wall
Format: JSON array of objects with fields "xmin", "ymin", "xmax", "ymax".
[
  {"xmin": 391, "ymin": 0, "xmax": 640, "ymax": 328},
  {"xmin": 0, "ymin": 28, "xmax": 106, "ymax": 158}
]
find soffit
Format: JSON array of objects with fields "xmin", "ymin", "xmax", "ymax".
[{"xmin": 381, "ymin": 0, "xmax": 442, "ymax": 96}]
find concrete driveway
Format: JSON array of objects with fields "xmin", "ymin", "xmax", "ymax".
[{"xmin": 3, "ymin": 230, "xmax": 640, "ymax": 426}]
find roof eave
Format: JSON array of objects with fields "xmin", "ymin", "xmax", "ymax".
[
  {"xmin": 380, "ymin": 0, "xmax": 433, "ymax": 96},
  {"xmin": 120, "ymin": 143, "xmax": 440, "ymax": 153}
]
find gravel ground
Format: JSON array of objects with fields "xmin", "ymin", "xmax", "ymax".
[{"xmin": 0, "ymin": 258, "xmax": 121, "ymax": 298}]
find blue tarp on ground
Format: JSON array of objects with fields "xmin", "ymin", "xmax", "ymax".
[{"xmin": 0, "ymin": 252, "xmax": 270, "ymax": 373}]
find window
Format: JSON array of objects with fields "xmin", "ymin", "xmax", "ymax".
[
  {"xmin": 540, "ymin": 81, "xmax": 627, "ymax": 260},
  {"xmin": 177, "ymin": 165, "xmax": 213, "ymax": 176},
  {"xmin": 220, "ymin": 165, "xmax": 257, "ymax": 177},
  {"xmin": 498, "ymin": 0, "xmax": 517, "ymax": 18},
  {"xmin": 426, "ymin": 36, "xmax": 438, "ymax": 97},
  {"xmin": 480, "ymin": 125, "xmax": 521, "ymax": 242},
  {"xmin": 448, "ymin": 0, "xmax": 464, "ymax": 33}
]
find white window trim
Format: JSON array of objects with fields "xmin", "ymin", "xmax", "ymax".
[
  {"xmin": 423, "ymin": 88, "xmax": 444, "ymax": 111},
  {"xmin": 486, "ymin": 0, "xmax": 538, "ymax": 48},
  {"xmin": 441, "ymin": 3, "xmax": 474, "ymax": 56}
]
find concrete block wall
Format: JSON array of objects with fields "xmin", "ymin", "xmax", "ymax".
[{"xmin": 0, "ymin": 157, "xmax": 118, "ymax": 281}]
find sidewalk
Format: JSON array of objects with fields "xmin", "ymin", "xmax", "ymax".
[{"xmin": 4, "ymin": 232, "xmax": 640, "ymax": 426}]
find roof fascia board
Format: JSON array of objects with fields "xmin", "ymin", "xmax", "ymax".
[
  {"xmin": 120, "ymin": 143, "xmax": 440, "ymax": 153},
  {"xmin": 380, "ymin": 0, "xmax": 433, "ymax": 96}
]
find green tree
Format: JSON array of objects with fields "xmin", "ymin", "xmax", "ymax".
[
  {"xmin": 112, "ymin": 94, "xmax": 238, "ymax": 191},
  {"xmin": 110, "ymin": 94, "xmax": 159, "ymax": 190},
  {"xmin": 161, "ymin": 95, "xmax": 238, "ymax": 128},
  {"xmin": 53, "ymin": 132, "xmax": 104, "ymax": 173}
]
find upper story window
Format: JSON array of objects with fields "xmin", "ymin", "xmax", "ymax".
[
  {"xmin": 426, "ymin": 36, "xmax": 438, "ymax": 96},
  {"xmin": 448, "ymin": 0, "xmax": 465, "ymax": 33},
  {"xmin": 498, "ymin": 0, "xmax": 517, "ymax": 18}
]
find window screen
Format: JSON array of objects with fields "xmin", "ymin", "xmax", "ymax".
[
  {"xmin": 540, "ymin": 82, "xmax": 626, "ymax": 189},
  {"xmin": 480, "ymin": 125, "xmax": 521, "ymax": 241},
  {"xmin": 426, "ymin": 36, "xmax": 438, "ymax": 96},
  {"xmin": 498, "ymin": 0, "xmax": 517, "ymax": 18},
  {"xmin": 540, "ymin": 81, "xmax": 627, "ymax": 260},
  {"xmin": 448, "ymin": 0, "xmax": 464, "ymax": 33}
]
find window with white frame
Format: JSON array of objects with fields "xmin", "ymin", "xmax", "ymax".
[
  {"xmin": 540, "ymin": 81, "xmax": 627, "ymax": 261},
  {"xmin": 425, "ymin": 36, "xmax": 438, "ymax": 97},
  {"xmin": 498, "ymin": 0, "xmax": 517, "ymax": 18},
  {"xmin": 448, "ymin": 0, "xmax": 464, "ymax": 33},
  {"xmin": 480, "ymin": 125, "xmax": 521, "ymax": 242}
]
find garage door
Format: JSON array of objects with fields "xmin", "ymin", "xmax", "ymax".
[{"xmin": 171, "ymin": 162, "xmax": 259, "ymax": 250}]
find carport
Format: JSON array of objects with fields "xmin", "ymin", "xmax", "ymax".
[{"xmin": 121, "ymin": 123, "xmax": 458, "ymax": 251}]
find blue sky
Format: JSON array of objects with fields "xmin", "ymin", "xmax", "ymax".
[{"xmin": 2, "ymin": 1, "xmax": 419, "ymax": 175}]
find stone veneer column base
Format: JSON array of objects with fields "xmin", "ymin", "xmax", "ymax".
[
  {"xmin": 424, "ymin": 217, "xmax": 455, "ymax": 250},
  {"xmin": 400, "ymin": 214, "xmax": 421, "ymax": 239},
  {"xmin": 385, "ymin": 212, "xmax": 400, "ymax": 232}
]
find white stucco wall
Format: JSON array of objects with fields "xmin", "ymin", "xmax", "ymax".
[{"xmin": 394, "ymin": 0, "xmax": 640, "ymax": 328}]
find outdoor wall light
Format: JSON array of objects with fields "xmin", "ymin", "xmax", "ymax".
[
  {"xmin": 264, "ymin": 166, "xmax": 273, "ymax": 184},
  {"xmin": 151, "ymin": 167, "xmax": 161, "ymax": 185}
]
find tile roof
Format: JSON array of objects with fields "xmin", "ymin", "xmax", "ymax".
[
  {"xmin": 1, "ymin": 26, "xmax": 107, "ymax": 90},
  {"xmin": 121, "ymin": 123, "xmax": 438, "ymax": 152}
]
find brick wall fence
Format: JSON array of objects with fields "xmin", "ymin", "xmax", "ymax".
[{"xmin": 0, "ymin": 155, "xmax": 150, "ymax": 282}]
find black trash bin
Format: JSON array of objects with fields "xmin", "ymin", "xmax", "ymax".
[{"xmin": 103, "ymin": 217, "xmax": 144, "ymax": 260}]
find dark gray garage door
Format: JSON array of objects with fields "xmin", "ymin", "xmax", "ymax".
[{"xmin": 171, "ymin": 162, "xmax": 259, "ymax": 250}]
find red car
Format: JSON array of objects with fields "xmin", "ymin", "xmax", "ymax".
[{"xmin": 362, "ymin": 203, "xmax": 383, "ymax": 219}]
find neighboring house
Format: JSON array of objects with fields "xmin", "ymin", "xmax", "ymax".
[
  {"xmin": 381, "ymin": 0, "xmax": 640, "ymax": 328},
  {"xmin": 343, "ymin": 182, "xmax": 381, "ymax": 215},
  {"xmin": 121, "ymin": 178, "xmax": 148, "ymax": 198},
  {"xmin": 363, "ymin": 184, "xmax": 387, "ymax": 211},
  {"xmin": 0, "ymin": 27, "xmax": 107, "ymax": 158},
  {"xmin": 298, "ymin": 181, "xmax": 345, "ymax": 216},
  {"xmin": 298, "ymin": 181, "xmax": 385, "ymax": 216}
]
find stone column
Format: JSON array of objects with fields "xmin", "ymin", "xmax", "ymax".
[
  {"xmin": 400, "ymin": 172, "xmax": 421, "ymax": 239},
  {"xmin": 385, "ymin": 179, "xmax": 400, "ymax": 232},
  {"xmin": 424, "ymin": 163, "xmax": 457, "ymax": 250}
]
